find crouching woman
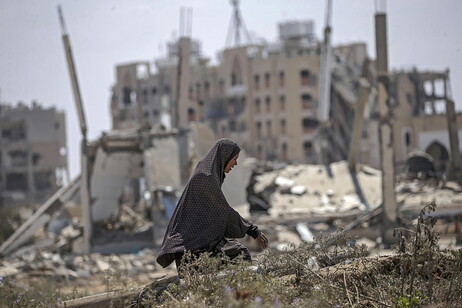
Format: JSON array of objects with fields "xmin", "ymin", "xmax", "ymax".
[{"xmin": 156, "ymin": 138, "xmax": 268, "ymax": 275}]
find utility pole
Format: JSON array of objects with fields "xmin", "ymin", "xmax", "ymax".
[{"xmin": 58, "ymin": 6, "xmax": 92, "ymax": 254}]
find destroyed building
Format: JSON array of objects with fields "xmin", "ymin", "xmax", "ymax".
[
  {"xmin": 0, "ymin": 102, "xmax": 68, "ymax": 208},
  {"xmin": 358, "ymin": 69, "xmax": 462, "ymax": 174},
  {"xmin": 110, "ymin": 19, "xmax": 352, "ymax": 163},
  {"xmin": 109, "ymin": 18, "xmax": 461, "ymax": 175}
]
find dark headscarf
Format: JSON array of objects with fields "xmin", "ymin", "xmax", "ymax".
[{"xmin": 156, "ymin": 138, "xmax": 256, "ymax": 267}]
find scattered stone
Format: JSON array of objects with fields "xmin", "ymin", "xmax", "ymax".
[{"xmin": 0, "ymin": 262, "xmax": 19, "ymax": 277}]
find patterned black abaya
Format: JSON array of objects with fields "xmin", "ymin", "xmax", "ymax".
[{"xmin": 156, "ymin": 138, "xmax": 260, "ymax": 268}]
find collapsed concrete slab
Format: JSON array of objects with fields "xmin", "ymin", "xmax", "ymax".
[{"xmin": 0, "ymin": 176, "xmax": 80, "ymax": 256}]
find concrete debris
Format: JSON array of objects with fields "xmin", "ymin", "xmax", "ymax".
[
  {"xmin": 0, "ymin": 262, "xmax": 19, "ymax": 277},
  {"xmin": 296, "ymin": 223, "xmax": 314, "ymax": 242},
  {"xmin": 275, "ymin": 176, "xmax": 295, "ymax": 188},
  {"xmin": 355, "ymin": 238, "xmax": 378, "ymax": 250},
  {"xmin": 290, "ymin": 185, "xmax": 307, "ymax": 195},
  {"xmin": 0, "ymin": 247, "xmax": 160, "ymax": 281},
  {"xmin": 398, "ymin": 179, "xmax": 462, "ymax": 216},
  {"xmin": 2, "ymin": 154, "xmax": 462, "ymax": 297},
  {"xmin": 248, "ymin": 161, "xmax": 382, "ymax": 219},
  {"xmin": 306, "ymin": 256, "xmax": 320, "ymax": 271},
  {"xmin": 0, "ymin": 176, "xmax": 81, "ymax": 256}
]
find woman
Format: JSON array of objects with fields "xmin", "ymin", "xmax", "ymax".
[{"xmin": 156, "ymin": 138, "xmax": 268, "ymax": 273}]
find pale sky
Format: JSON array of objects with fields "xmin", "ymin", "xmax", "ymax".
[{"xmin": 1, "ymin": 0, "xmax": 461, "ymax": 180}]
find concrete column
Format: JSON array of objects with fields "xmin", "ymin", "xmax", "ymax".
[
  {"xmin": 151, "ymin": 189, "xmax": 164, "ymax": 245},
  {"xmin": 375, "ymin": 13, "xmax": 397, "ymax": 223},
  {"xmin": 348, "ymin": 79, "xmax": 370, "ymax": 170},
  {"xmin": 0, "ymin": 137, "xmax": 4, "ymax": 203},
  {"xmin": 431, "ymin": 102, "xmax": 437, "ymax": 115},
  {"xmin": 27, "ymin": 142, "xmax": 35, "ymax": 196},
  {"xmin": 175, "ymin": 37, "xmax": 191, "ymax": 129},
  {"xmin": 80, "ymin": 140, "xmax": 92, "ymax": 254},
  {"xmin": 445, "ymin": 99, "xmax": 462, "ymax": 181}
]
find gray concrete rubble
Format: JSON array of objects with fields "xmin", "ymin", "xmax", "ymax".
[
  {"xmin": 249, "ymin": 161, "xmax": 382, "ymax": 220},
  {"xmin": 397, "ymin": 180, "xmax": 462, "ymax": 217},
  {"xmin": 244, "ymin": 159, "xmax": 462, "ymax": 253},
  {"xmin": 2, "ymin": 148, "xmax": 462, "ymax": 290},
  {"xmin": 0, "ymin": 127, "xmax": 194, "ymax": 257},
  {"xmin": 0, "ymin": 247, "xmax": 160, "ymax": 281}
]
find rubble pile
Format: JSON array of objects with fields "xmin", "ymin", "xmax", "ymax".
[
  {"xmin": 397, "ymin": 179, "xmax": 462, "ymax": 216},
  {"xmin": 0, "ymin": 247, "xmax": 160, "ymax": 282},
  {"xmin": 249, "ymin": 161, "xmax": 382, "ymax": 220},
  {"xmin": 95, "ymin": 204, "xmax": 152, "ymax": 233},
  {"xmin": 0, "ymin": 204, "xmax": 166, "ymax": 287}
]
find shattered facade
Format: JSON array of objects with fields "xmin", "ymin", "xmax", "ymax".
[
  {"xmin": 0, "ymin": 102, "xmax": 68, "ymax": 207},
  {"xmin": 110, "ymin": 21, "xmax": 325, "ymax": 163},
  {"xmin": 360, "ymin": 69, "xmax": 462, "ymax": 174},
  {"xmin": 109, "ymin": 19, "xmax": 461, "ymax": 176}
]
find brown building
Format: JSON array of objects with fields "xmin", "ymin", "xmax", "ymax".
[
  {"xmin": 111, "ymin": 21, "xmax": 327, "ymax": 163},
  {"xmin": 109, "ymin": 20, "xmax": 460, "ymax": 174},
  {"xmin": 0, "ymin": 102, "xmax": 68, "ymax": 207},
  {"xmin": 360, "ymin": 69, "xmax": 461, "ymax": 174}
]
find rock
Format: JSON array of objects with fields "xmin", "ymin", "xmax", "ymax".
[
  {"xmin": 307, "ymin": 256, "xmax": 320, "ymax": 271},
  {"xmin": 0, "ymin": 263, "xmax": 19, "ymax": 277},
  {"xmin": 275, "ymin": 176, "xmax": 295, "ymax": 189},
  {"xmin": 296, "ymin": 223, "xmax": 314, "ymax": 242},
  {"xmin": 95, "ymin": 259, "xmax": 110, "ymax": 272},
  {"xmin": 277, "ymin": 230, "xmax": 302, "ymax": 245},
  {"xmin": 76, "ymin": 269, "xmax": 91, "ymax": 278},
  {"xmin": 355, "ymin": 238, "xmax": 377, "ymax": 249},
  {"xmin": 290, "ymin": 185, "xmax": 307, "ymax": 195}
]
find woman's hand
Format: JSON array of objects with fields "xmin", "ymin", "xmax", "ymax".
[{"xmin": 255, "ymin": 232, "xmax": 269, "ymax": 249}]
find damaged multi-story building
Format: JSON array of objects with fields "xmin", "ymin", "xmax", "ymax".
[
  {"xmin": 0, "ymin": 102, "xmax": 68, "ymax": 207},
  {"xmin": 109, "ymin": 11, "xmax": 462, "ymax": 176},
  {"xmin": 356, "ymin": 69, "xmax": 462, "ymax": 174},
  {"xmin": 111, "ymin": 20, "xmax": 337, "ymax": 162}
]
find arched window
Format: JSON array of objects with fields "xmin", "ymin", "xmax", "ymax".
[
  {"xmin": 279, "ymin": 71, "xmax": 285, "ymax": 87},
  {"xmin": 266, "ymin": 120, "xmax": 272, "ymax": 137},
  {"xmin": 281, "ymin": 143, "xmax": 288, "ymax": 161},
  {"xmin": 302, "ymin": 118, "xmax": 319, "ymax": 133},
  {"xmin": 300, "ymin": 69, "xmax": 311, "ymax": 86},
  {"xmin": 280, "ymin": 95, "xmax": 286, "ymax": 111},
  {"xmin": 265, "ymin": 96, "xmax": 271, "ymax": 112},
  {"xmin": 280, "ymin": 119, "xmax": 286, "ymax": 134},
  {"xmin": 255, "ymin": 98, "xmax": 261, "ymax": 113},
  {"xmin": 303, "ymin": 141, "xmax": 314, "ymax": 158},
  {"xmin": 256, "ymin": 121, "xmax": 262, "ymax": 137},
  {"xmin": 264, "ymin": 72, "xmax": 271, "ymax": 88},
  {"xmin": 301, "ymin": 93, "xmax": 313, "ymax": 109}
]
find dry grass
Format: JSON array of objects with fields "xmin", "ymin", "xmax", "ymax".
[
  {"xmin": 133, "ymin": 203, "xmax": 462, "ymax": 307},
  {"xmin": 2, "ymin": 202, "xmax": 462, "ymax": 307}
]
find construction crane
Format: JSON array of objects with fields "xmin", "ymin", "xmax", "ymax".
[
  {"xmin": 317, "ymin": 0, "xmax": 333, "ymax": 165},
  {"xmin": 57, "ymin": 6, "xmax": 92, "ymax": 254}
]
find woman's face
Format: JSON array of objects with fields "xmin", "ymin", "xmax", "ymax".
[{"xmin": 224, "ymin": 153, "xmax": 239, "ymax": 173}]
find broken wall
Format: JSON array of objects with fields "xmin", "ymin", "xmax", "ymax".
[
  {"xmin": 143, "ymin": 133, "xmax": 189, "ymax": 190},
  {"xmin": 91, "ymin": 147, "xmax": 144, "ymax": 222}
]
